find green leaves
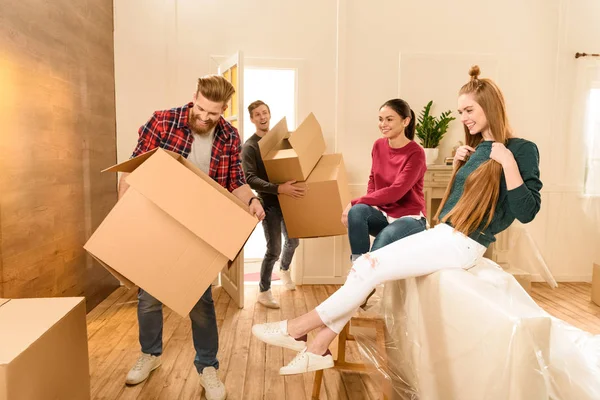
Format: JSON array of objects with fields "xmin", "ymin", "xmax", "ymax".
[{"xmin": 415, "ymin": 100, "xmax": 456, "ymax": 148}]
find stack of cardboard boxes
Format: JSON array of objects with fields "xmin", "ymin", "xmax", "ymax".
[{"xmin": 259, "ymin": 113, "xmax": 351, "ymax": 239}]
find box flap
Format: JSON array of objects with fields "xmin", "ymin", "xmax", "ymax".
[
  {"xmin": 288, "ymin": 113, "xmax": 326, "ymax": 174},
  {"xmin": 178, "ymin": 157, "xmax": 249, "ymax": 210},
  {"xmin": 306, "ymin": 153, "xmax": 342, "ymax": 182},
  {"xmin": 0, "ymin": 299, "xmax": 9, "ymax": 308},
  {"xmin": 101, "ymin": 148, "xmax": 179, "ymax": 173},
  {"xmin": 0, "ymin": 298, "xmax": 84, "ymax": 365},
  {"xmin": 258, "ymin": 117, "xmax": 290, "ymax": 159},
  {"xmin": 126, "ymin": 149, "xmax": 257, "ymax": 260}
]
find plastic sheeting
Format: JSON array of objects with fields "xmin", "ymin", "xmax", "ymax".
[
  {"xmin": 507, "ymin": 221, "xmax": 557, "ymax": 288},
  {"xmin": 352, "ymin": 258, "xmax": 600, "ymax": 400}
]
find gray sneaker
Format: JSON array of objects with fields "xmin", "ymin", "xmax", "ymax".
[
  {"xmin": 257, "ymin": 289, "xmax": 280, "ymax": 309},
  {"xmin": 279, "ymin": 269, "xmax": 296, "ymax": 290},
  {"xmin": 125, "ymin": 353, "xmax": 161, "ymax": 385},
  {"xmin": 199, "ymin": 367, "xmax": 227, "ymax": 400}
]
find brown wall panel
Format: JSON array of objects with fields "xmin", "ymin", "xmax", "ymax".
[{"xmin": 0, "ymin": 0, "xmax": 119, "ymax": 309}]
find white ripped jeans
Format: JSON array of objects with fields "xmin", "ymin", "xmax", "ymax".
[{"xmin": 316, "ymin": 223, "xmax": 487, "ymax": 333}]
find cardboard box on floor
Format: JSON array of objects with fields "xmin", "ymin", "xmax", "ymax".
[
  {"xmin": 259, "ymin": 113, "xmax": 350, "ymax": 238},
  {"xmin": 0, "ymin": 297, "xmax": 90, "ymax": 400},
  {"xmin": 258, "ymin": 113, "xmax": 326, "ymax": 183},
  {"xmin": 84, "ymin": 148, "xmax": 258, "ymax": 317},
  {"xmin": 592, "ymin": 263, "xmax": 600, "ymax": 306},
  {"xmin": 278, "ymin": 154, "xmax": 351, "ymax": 238}
]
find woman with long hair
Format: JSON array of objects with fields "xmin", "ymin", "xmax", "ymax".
[{"xmin": 252, "ymin": 65, "xmax": 542, "ymax": 375}]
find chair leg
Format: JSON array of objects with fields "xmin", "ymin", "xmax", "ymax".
[
  {"xmin": 312, "ymin": 369, "xmax": 324, "ymax": 399},
  {"xmin": 337, "ymin": 323, "xmax": 350, "ymax": 363},
  {"xmin": 375, "ymin": 320, "xmax": 391, "ymax": 400}
]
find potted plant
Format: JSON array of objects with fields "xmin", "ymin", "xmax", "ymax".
[{"xmin": 415, "ymin": 100, "xmax": 456, "ymax": 165}]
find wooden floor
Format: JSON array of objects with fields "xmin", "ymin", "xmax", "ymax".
[
  {"xmin": 87, "ymin": 282, "xmax": 600, "ymax": 400},
  {"xmin": 530, "ymin": 282, "xmax": 600, "ymax": 334}
]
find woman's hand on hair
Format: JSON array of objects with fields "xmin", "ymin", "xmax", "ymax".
[
  {"xmin": 454, "ymin": 145, "xmax": 475, "ymax": 166},
  {"xmin": 489, "ymin": 142, "xmax": 515, "ymax": 166}
]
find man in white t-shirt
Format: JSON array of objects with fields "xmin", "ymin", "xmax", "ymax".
[{"xmin": 118, "ymin": 75, "xmax": 264, "ymax": 400}]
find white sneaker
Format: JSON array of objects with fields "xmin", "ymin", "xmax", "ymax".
[
  {"xmin": 125, "ymin": 353, "xmax": 161, "ymax": 385},
  {"xmin": 279, "ymin": 348, "xmax": 334, "ymax": 375},
  {"xmin": 279, "ymin": 269, "xmax": 296, "ymax": 290},
  {"xmin": 252, "ymin": 320, "xmax": 307, "ymax": 351},
  {"xmin": 199, "ymin": 367, "xmax": 227, "ymax": 400},
  {"xmin": 257, "ymin": 289, "xmax": 280, "ymax": 309}
]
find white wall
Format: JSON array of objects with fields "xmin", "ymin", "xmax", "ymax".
[{"xmin": 114, "ymin": 0, "xmax": 600, "ymax": 282}]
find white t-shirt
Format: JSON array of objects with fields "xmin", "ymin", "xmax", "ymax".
[{"xmin": 187, "ymin": 127, "xmax": 215, "ymax": 174}]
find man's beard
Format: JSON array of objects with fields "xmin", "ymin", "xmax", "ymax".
[{"xmin": 189, "ymin": 111, "xmax": 217, "ymax": 135}]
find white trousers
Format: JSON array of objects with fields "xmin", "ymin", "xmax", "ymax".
[{"xmin": 316, "ymin": 223, "xmax": 487, "ymax": 333}]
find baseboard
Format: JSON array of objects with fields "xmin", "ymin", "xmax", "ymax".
[
  {"xmin": 529, "ymin": 274, "xmax": 592, "ymax": 283},
  {"xmin": 300, "ymin": 277, "xmax": 347, "ymax": 285}
]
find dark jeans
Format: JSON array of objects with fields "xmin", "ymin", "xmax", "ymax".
[
  {"xmin": 347, "ymin": 204, "xmax": 427, "ymax": 259},
  {"xmin": 260, "ymin": 205, "xmax": 299, "ymax": 292},
  {"xmin": 137, "ymin": 286, "xmax": 218, "ymax": 373}
]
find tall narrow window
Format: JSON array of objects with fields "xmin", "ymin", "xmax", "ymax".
[{"xmin": 584, "ymin": 86, "xmax": 600, "ymax": 195}]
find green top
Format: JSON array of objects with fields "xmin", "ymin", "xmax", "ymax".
[{"xmin": 439, "ymin": 139, "xmax": 542, "ymax": 247}]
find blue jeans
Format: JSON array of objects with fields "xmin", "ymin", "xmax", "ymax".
[
  {"xmin": 137, "ymin": 286, "xmax": 218, "ymax": 373},
  {"xmin": 347, "ymin": 204, "xmax": 427, "ymax": 258},
  {"xmin": 260, "ymin": 205, "xmax": 299, "ymax": 292}
]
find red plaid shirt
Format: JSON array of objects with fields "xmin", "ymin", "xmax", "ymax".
[{"xmin": 132, "ymin": 102, "xmax": 245, "ymax": 192}]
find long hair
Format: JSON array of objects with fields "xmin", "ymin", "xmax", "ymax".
[{"xmin": 435, "ymin": 65, "xmax": 513, "ymax": 236}]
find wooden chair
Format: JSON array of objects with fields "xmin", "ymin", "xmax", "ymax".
[{"xmin": 311, "ymin": 315, "xmax": 391, "ymax": 399}]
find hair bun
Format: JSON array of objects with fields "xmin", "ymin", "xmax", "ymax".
[{"xmin": 469, "ymin": 65, "xmax": 481, "ymax": 80}]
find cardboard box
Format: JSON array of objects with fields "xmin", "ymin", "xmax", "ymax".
[
  {"xmin": 592, "ymin": 263, "xmax": 600, "ymax": 306},
  {"xmin": 278, "ymin": 154, "xmax": 351, "ymax": 238},
  {"xmin": 0, "ymin": 297, "xmax": 90, "ymax": 400},
  {"xmin": 382, "ymin": 264, "xmax": 553, "ymax": 400},
  {"xmin": 84, "ymin": 148, "xmax": 258, "ymax": 317},
  {"xmin": 259, "ymin": 113, "xmax": 326, "ymax": 183}
]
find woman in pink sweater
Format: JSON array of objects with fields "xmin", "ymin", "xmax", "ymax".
[{"xmin": 342, "ymin": 98, "xmax": 427, "ymax": 265}]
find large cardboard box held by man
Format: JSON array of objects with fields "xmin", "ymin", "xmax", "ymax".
[
  {"xmin": 278, "ymin": 154, "xmax": 351, "ymax": 238},
  {"xmin": 84, "ymin": 148, "xmax": 258, "ymax": 317},
  {"xmin": 0, "ymin": 297, "xmax": 90, "ymax": 400}
]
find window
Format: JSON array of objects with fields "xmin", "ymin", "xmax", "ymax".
[{"xmin": 584, "ymin": 86, "xmax": 600, "ymax": 195}]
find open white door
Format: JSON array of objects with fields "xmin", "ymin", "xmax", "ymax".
[{"xmin": 217, "ymin": 51, "xmax": 245, "ymax": 308}]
